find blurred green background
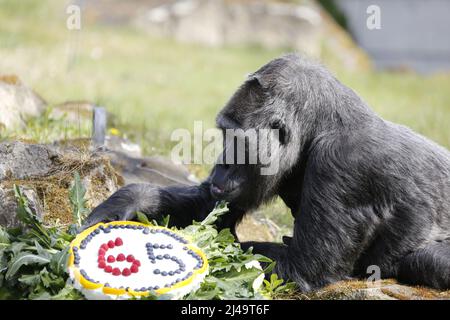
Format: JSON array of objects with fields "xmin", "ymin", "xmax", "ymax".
[{"xmin": 1, "ymin": 0, "xmax": 449, "ymax": 236}]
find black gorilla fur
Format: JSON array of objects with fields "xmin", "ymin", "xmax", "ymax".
[{"xmin": 84, "ymin": 54, "xmax": 450, "ymax": 291}]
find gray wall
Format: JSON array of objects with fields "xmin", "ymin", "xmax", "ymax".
[{"xmin": 334, "ymin": 0, "xmax": 450, "ymax": 73}]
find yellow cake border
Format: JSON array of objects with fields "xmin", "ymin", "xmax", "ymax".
[{"xmin": 68, "ymin": 221, "xmax": 209, "ymax": 298}]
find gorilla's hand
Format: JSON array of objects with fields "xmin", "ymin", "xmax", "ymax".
[
  {"xmin": 81, "ymin": 181, "xmax": 219, "ymax": 232},
  {"xmin": 81, "ymin": 184, "xmax": 160, "ymax": 231}
]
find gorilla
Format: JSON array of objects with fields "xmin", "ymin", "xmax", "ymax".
[{"xmin": 83, "ymin": 54, "xmax": 450, "ymax": 291}]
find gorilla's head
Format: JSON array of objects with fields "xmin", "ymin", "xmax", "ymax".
[
  {"xmin": 209, "ymin": 53, "xmax": 370, "ymax": 210},
  {"xmin": 209, "ymin": 54, "xmax": 317, "ymax": 209}
]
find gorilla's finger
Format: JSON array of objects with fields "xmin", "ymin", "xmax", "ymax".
[
  {"xmin": 80, "ymin": 205, "xmax": 132, "ymax": 232},
  {"xmin": 79, "ymin": 210, "xmax": 112, "ymax": 232}
]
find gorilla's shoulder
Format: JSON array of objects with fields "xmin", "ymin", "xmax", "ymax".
[{"xmin": 307, "ymin": 120, "xmax": 450, "ymax": 179}]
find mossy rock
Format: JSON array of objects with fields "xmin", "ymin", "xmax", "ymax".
[{"xmin": 0, "ymin": 141, "xmax": 122, "ymax": 228}]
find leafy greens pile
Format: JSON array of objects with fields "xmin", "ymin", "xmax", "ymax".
[{"xmin": 0, "ymin": 179, "xmax": 293, "ymax": 300}]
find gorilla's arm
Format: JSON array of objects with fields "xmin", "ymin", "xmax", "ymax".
[
  {"xmin": 241, "ymin": 135, "xmax": 379, "ymax": 291},
  {"xmin": 83, "ymin": 182, "xmax": 216, "ymax": 230},
  {"xmin": 83, "ymin": 179, "xmax": 247, "ymax": 234}
]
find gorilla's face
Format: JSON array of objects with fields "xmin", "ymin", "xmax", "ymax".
[{"xmin": 209, "ymin": 56, "xmax": 307, "ymax": 209}]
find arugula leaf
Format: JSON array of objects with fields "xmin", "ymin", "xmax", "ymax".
[
  {"xmin": 50, "ymin": 246, "xmax": 69, "ymax": 276},
  {"xmin": 0, "ymin": 225, "xmax": 10, "ymax": 245},
  {"xmin": 5, "ymin": 251, "xmax": 51, "ymax": 280},
  {"xmin": 136, "ymin": 211, "xmax": 152, "ymax": 225},
  {"xmin": 200, "ymin": 201, "xmax": 229, "ymax": 226},
  {"xmin": 69, "ymin": 172, "xmax": 88, "ymax": 227},
  {"xmin": 1, "ymin": 184, "xmax": 293, "ymax": 300}
]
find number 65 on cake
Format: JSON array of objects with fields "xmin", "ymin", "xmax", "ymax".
[{"xmin": 67, "ymin": 221, "xmax": 209, "ymax": 300}]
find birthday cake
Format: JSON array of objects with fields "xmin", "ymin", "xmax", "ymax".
[{"xmin": 67, "ymin": 221, "xmax": 209, "ymax": 300}]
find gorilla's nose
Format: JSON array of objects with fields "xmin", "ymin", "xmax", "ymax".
[{"xmin": 210, "ymin": 184, "xmax": 225, "ymax": 199}]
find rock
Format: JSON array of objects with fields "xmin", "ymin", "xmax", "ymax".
[
  {"xmin": 106, "ymin": 151, "xmax": 198, "ymax": 186},
  {"xmin": 130, "ymin": 0, "xmax": 370, "ymax": 70},
  {"xmin": 105, "ymin": 135, "xmax": 142, "ymax": 158},
  {"xmin": 0, "ymin": 142, "xmax": 59, "ymax": 180},
  {"xmin": 134, "ymin": 0, "xmax": 322, "ymax": 56},
  {"xmin": 0, "ymin": 75, "xmax": 46, "ymax": 130},
  {"xmin": 0, "ymin": 185, "xmax": 44, "ymax": 228},
  {"xmin": 236, "ymin": 214, "xmax": 277, "ymax": 242},
  {"xmin": 0, "ymin": 139, "xmax": 201, "ymax": 228},
  {"xmin": 0, "ymin": 141, "xmax": 122, "ymax": 228},
  {"xmin": 52, "ymin": 136, "xmax": 195, "ymax": 187},
  {"xmin": 293, "ymin": 279, "xmax": 450, "ymax": 300}
]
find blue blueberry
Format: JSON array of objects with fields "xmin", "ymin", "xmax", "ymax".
[{"xmin": 154, "ymin": 269, "xmax": 160, "ymax": 274}]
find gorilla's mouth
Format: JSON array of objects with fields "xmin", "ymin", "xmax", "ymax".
[{"xmin": 210, "ymin": 183, "xmax": 241, "ymax": 201}]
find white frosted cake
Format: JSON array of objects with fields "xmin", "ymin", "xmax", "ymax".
[{"xmin": 67, "ymin": 221, "xmax": 209, "ymax": 300}]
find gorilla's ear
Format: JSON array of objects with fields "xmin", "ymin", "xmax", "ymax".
[
  {"xmin": 247, "ymin": 73, "xmax": 269, "ymax": 89},
  {"xmin": 270, "ymin": 119, "xmax": 290, "ymax": 145}
]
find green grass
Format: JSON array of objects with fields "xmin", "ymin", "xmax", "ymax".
[{"xmin": 1, "ymin": 0, "xmax": 449, "ymax": 235}]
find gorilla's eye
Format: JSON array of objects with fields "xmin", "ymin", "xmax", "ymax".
[{"xmin": 270, "ymin": 120, "xmax": 288, "ymax": 145}]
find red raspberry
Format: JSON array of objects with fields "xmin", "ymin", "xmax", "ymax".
[
  {"xmin": 101, "ymin": 244, "xmax": 109, "ymax": 251},
  {"xmin": 112, "ymin": 268, "xmax": 121, "ymax": 276},
  {"xmin": 126, "ymin": 255, "xmax": 135, "ymax": 262},
  {"xmin": 115, "ymin": 237, "xmax": 123, "ymax": 246},
  {"xmin": 98, "ymin": 248, "xmax": 106, "ymax": 256},
  {"xmin": 107, "ymin": 240, "xmax": 115, "ymax": 249},
  {"xmin": 133, "ymin": 260, "xmax": 141, "ymax": 267},
  {"xmin": 130, "ymin": 265, "xmax": 139, "ymax": 273},
  {"xmin": 117, "ymin": 253, "xmax": 125, "ymax": 261},
  {"xmin": 98, "ymin": 255, "xmax": 105, "ymax": 262},
  {"xmin": 98, "ymin": 261, "xmax": 106, "ymax": 269},
  {"xmin": 122, "ymin": 268, "xmax": 131, "ymax": 276},
  {"xmin": 107, "ymin": 255, "xmax": 115, "ymax": 263},
  {"xmin": 105, "ymin": 266, "xmax": 113, "ymax": 273}
]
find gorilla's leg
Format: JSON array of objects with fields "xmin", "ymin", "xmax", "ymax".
[
  {"xmin": 241, "ymin": 211, "xmax": 358, "ymax": 292},
  {"xmin": 398, "ymin": 241, "xmax": 450, "ymax": 289}
]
